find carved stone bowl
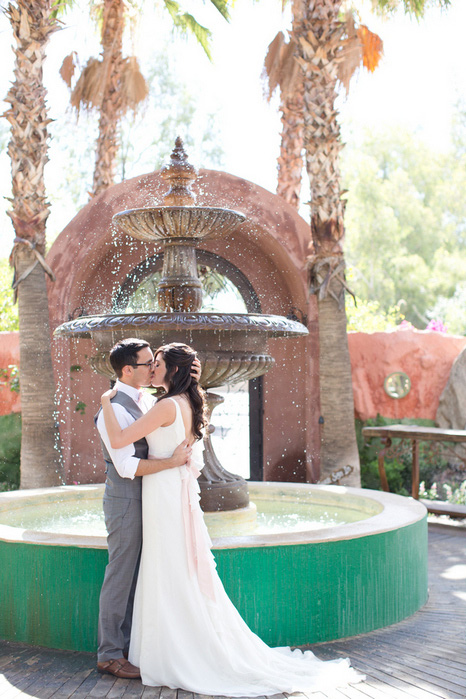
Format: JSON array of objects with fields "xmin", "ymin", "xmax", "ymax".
[
  {"xmin": 113, "ymin": 207, "xmax": 246, "ymax": 243},
  {"xmin": 54, "ymin": 312, "xmax": 308, "ymax": 387}
]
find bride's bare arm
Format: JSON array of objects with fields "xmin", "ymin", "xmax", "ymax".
[{"xmin": 101, "ymin": 391, "xmax": 175, "ymax": 449}]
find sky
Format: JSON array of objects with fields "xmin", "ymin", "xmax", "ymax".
[{"xmin": 0, "ymin": 0, "xmax": 465, "ymax": 257}]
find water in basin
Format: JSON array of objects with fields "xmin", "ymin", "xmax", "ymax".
[{"xmin": 1, "ymin": 491, "xmax": 379, "ymax": 538}]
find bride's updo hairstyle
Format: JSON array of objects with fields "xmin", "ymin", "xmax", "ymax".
[{"xmin": 156, "ymin": 342, "xmax": 206, "ymax": 441}]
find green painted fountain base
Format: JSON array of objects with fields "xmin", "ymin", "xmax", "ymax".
[{"xmin": 0, "ymin": 515, "xmax": 427, "ymax": 652}]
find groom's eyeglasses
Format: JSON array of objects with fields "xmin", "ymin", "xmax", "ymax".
[{"xmin": 131, "ymin": 360, "xmax": 155, "ymax": 368}]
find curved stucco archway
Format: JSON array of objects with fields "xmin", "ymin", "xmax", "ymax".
[{"xmin": 47, "ymin": 169, "xmax": 320, "ymax": 485}]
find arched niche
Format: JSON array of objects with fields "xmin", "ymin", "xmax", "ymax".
[{"xmin": 47, "ymin": 169, "xmax": 320, "ymax": 485}]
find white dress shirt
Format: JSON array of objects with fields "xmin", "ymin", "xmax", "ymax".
[{"xmin": 96, "ymin": 380, "xmax": 155, "ymax": 479}]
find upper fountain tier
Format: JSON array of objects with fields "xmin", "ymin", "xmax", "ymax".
[
  {"xmin": 113, "ymin": 136, "xmax": 245, "ymax": 246},
  {"xmin": 113, "ymin": 206, "xmax": 245, "ymax": 244}
]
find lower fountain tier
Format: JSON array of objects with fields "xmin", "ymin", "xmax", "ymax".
[{"xmin": 54, "ymin": 312, "xmax": 309, "ymax": 388}]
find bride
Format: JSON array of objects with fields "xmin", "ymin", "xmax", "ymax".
[{"xmin": 101, "ymin": 342, "xmax": 363, "ymax": 696}]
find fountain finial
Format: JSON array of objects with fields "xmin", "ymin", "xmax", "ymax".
[{"xmin": 160, "ymin": 137, "xmax": 198, "ymax": 206}]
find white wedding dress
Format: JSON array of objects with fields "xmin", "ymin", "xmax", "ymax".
[{"xmin": 129, "ymin": 398, "xmax": 363, "ymax": 695}]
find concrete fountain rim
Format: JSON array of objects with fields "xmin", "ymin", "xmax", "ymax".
[{"xmin": 0, "ymin": 482, "xmax": 426, "ymax": 550}]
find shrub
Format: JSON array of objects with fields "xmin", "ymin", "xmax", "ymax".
[{"xmin": 0, "ymin": 413, "xmax": 21, "ymax": 490}]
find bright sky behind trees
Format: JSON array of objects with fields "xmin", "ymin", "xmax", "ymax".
[{"xmin": 0, "ymin": 0, "xmax": 465, "ymax": 255}]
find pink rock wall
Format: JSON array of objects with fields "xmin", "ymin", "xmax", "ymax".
[
  {"xmin": 349, "ymin": 327, "xmax": 466, "ymax": 421},
  {"xmin": 0, "ymin": 331, "xmax": 20, "ymax": 415}
]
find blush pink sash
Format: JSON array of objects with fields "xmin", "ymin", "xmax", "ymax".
[{"xmin": 180, "ymin": 448, "xmax": 217, "ymax": 602}]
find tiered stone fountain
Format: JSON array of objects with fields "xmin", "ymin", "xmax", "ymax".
[{"xmin": 54, "ymin": 139, "xmax": 309, "ymax": 511}]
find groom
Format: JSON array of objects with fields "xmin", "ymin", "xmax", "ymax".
[{"xmin": 95, "ymin": 338, "xmax": 197, "ymax": 679}]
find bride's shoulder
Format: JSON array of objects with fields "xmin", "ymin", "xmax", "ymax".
[
  {"xmin": 148, "ymin": 396, "xmax": 177, "ymax": 427},
  {"xmin": 150, "ymin": 397, "xmax": 176, "ymax": 415}
]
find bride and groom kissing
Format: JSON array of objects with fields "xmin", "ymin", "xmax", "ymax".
[{"xmin": 95, "ymin": 337, "xmax": 362, "ymax": 695}]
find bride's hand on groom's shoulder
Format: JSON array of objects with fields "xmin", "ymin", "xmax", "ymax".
[{"xmin": 101, "ymin": 388, "xmax": 117, "ymax": 405}]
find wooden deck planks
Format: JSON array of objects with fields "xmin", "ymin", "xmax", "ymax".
[{"xmin": 0, "ymin": 522, "xmax": 464, "ymax": 699}]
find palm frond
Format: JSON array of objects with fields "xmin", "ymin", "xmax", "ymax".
[
  {"xmin": 163, "ymin": 0, "xmax": 213, "ymax": 60},
  {"xmin": 263, "ymin": 32, "xmax": 286, "ymax": 100},
  {"xmin": 121, "ymin": 56, "xmax": 149, "ymax": 111},
  {"xmin": 180, "ymin": 13, "xmax": 213, "ymax": 60},
  {"xmin": 357, "ymin": 25, "xmax": 383, "ymax": 72},
  {"xmin": 337, "ymin": 11, "xmax": 362, "ymax": 95},
  {"xmin": 263, "ymin": 32, "xmax": 300, "ymax": 101},
  {"xmin": 59, "ymin": 52, "xmax": 77, "ymax": 88},
  {"xmin": 279, "ymin": 38, "xmax": 300, "ymax": 98},
  {"xmin": 208, "ymin": 0, "xmax": 230, "ymax": 22},
  {"xmin": 70, "ymin": 57, "xmax": 105, "ymax": 113},
  {"xmin": 371, "ymin": 0, "xmax": 450, "ymax": 19},
  {"xmin": 51, "ymin": 0, "xmax": 79, "ymax": 20}
]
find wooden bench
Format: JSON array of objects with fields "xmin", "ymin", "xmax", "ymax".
[{"xmin": 362, "ymin": 424, "xmax": 466, "ymax": 518}]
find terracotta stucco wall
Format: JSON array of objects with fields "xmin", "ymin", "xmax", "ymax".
[{"xmin": 349, "ymin": 327, "xmax": 466, "ymax": 421}]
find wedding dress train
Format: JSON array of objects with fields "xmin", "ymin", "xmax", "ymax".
[{"xmin": 128, "ymin": 398, "xmax": 363, "ymax": 695}]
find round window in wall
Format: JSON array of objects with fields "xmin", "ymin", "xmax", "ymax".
[{"xmin": 384, "ymin": 372, "xmax": 411, "ymax": 399}]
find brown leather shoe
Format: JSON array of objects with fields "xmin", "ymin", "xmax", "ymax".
[{"xmin": 97, "ymin": 658, "xmax": 141, "ymax": 679}]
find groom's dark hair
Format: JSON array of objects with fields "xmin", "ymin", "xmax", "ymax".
[{"xmin": 110, "ymin": 338, "xmax": 151, "ymax": 378}]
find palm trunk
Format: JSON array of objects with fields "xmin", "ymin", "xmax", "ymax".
[
  {"xmin": 277, "ymin": 92, "xmax": 304, "ymax": 210},
  {"xmin": 92, "ymin": 0, "xmax": 125, "ymax": 197},
  {"xmin": 4, "ymin": 0, "xmax": 62, "ymax": 488},
  {"xmin": 297, "ymin": 0, "xmax": 360, "ymax": 485},
  {"xmin": 315, "ymin": 280, "xmax": 360, "ymax": 485},
  {"xmin": 16, "ymin": 250, "xmax": 62, "ymax": 488}
]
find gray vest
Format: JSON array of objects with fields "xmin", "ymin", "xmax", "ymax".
[{"xmin": 95, "ymin": 391, "xmax": 149, "ymax": 500}]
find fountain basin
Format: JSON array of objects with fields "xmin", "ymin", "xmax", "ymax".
[{"xmin": 0, "ymin": 483, "xmax": 427, "ymax": 652}]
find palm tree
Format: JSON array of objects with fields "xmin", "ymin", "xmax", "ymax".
[
  {"xmin": 265, "ymin": 0, "xmax": 449, "ymax": 485},
  {"xmin": 263, "ymin": 30, "xmax": 304, "ymax": 210},
  {"xmin": 4, "ymin": 0, "xmax": 62, "ymax": 488},
  {"xmin": 61, "ymin": 0, "xmax": 230, "ymax": 197}
]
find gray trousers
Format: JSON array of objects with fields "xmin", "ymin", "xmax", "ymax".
[{"xmin": 97, "ymin": 495, "xmax": 142, "ymax": 661}]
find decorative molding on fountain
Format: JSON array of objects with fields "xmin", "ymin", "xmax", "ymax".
[{"xmin": 55, "ymin": 312, "xmax": 306, "ymax": 338}]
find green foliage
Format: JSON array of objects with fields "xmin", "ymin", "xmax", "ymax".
[
  {"xmin": 0, "ymin": 260, "xmax": 18, "ymax": 332},
  {"xmin": 0, "ymin": 365, "xmax": 20, "ymax": 394},
  {"xmin": 162, "ymin": 0, "xmax": 230, "ymax": 60},
  {"xmin": 0, "ymin": 413, "xmax": 21, "ymax": 490},
  {"xmin": 428, "ymin": 282, "xmax": 466, "ymax": 336},
  {"xmin": 342, "ymin": 122, "xmax": 466, "ymax": 331},
  {"xmin": 420, "ymin": 480, "xmax": 466, "ymax": 505},
  {"xmin": 164, "ymin": 0, "xmax": 213, "ymax": 60},
  {"xmin": 442, "ymin": 481, "xmax": 466, "ymax": 505},
  {"xmin": 346, "ymin": 294, "xmax": 402, "ymax": 332},
  {"xmin": 372, "ymin": 0, "xmax": 451, "ymax": 19}
]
